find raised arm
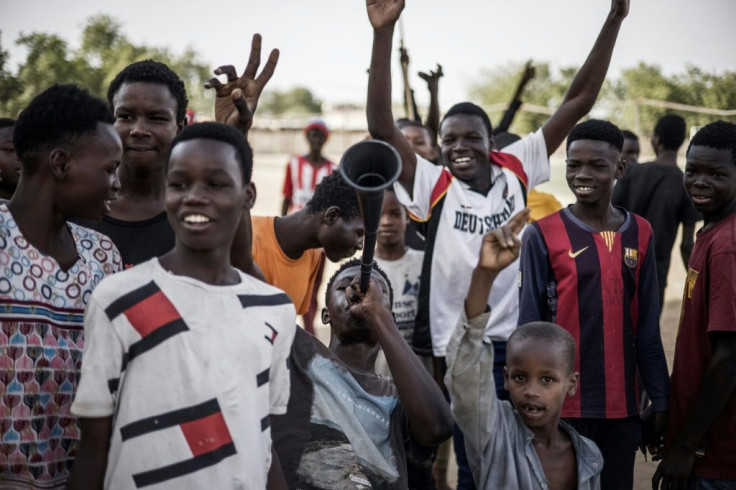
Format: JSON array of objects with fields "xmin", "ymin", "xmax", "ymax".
[
  {"xmin": 445, "ymin": 209, "xmax": 528, "ymax": 481},
  {"xmin": 494, "ymin": 60, "xmax": 534, "ymax": 135},
  {"xmin": 418, "ymin": 64, "xmax": 443, "ymax": 143},
  {"xmin": 205, "ymin": 33, "xmax": 279, "ymax": 139},
  {"xmin": 348, "ymin": 276, "xmax": 452, "ymax": 447},
  {"xmin": 366, "ymin": 0, "xmax": 418, "ymax": 194},
  {"xmin": 541, "ymin": 0, "xmax": 629, "ymax": 155}
]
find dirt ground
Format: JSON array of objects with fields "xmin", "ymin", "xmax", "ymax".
[{"xmin": 252, "ymin": 151, "xmax": 688, "ymax": 489}]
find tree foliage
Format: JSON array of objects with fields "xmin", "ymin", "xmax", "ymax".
[
  {"xmin": 0, "ymin": 15, "xmax": 212, "ymax": 117},
  {"xmin": 260, "ymin": 86, "xmax": 323, "ymax": 115},
  {"xmin": 469, "ymin": 61, "xmax": 736, "ymax": 139}
]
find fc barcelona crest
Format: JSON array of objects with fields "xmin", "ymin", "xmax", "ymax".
[{"xmin": 624, "ymin": 247, "xmax": 638, "ymax": 268}]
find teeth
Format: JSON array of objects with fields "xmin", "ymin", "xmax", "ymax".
[
  {"xmin": 454, "ymin": 157, "xmax": 471, "ymax": 163},
  {"xmin": 577, "ymin": 186, "xmax": 592, "ymax": 191},
  {"xmin": 183, "ymin": 214, "xmax": 211, "ymax": 224}
]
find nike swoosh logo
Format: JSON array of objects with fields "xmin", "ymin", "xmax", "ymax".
[{"xmin": 568, "ymin": 246, "xmax": 589, "ymax": 259}]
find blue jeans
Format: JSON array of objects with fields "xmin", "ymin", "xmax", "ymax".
[{"xmin": 453, "ymin": 341, "xmax": 507, "ymax": 490}]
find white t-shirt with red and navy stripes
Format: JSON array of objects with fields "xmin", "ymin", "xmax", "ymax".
[
  {"xmin": 71, "ymin": 258, "xmax": 296, "ymax": 489},
  {"xmin": 282, "ymin": 155, "xmax": 337, "ymax": 213},
  {"xmin": 393, "ymin": 129, "xmax": 549, "ymax": 356}
]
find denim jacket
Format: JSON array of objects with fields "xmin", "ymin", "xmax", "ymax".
[{"xmin": 445, "ymin": 311, "xmax": 603, "ymax": 490}]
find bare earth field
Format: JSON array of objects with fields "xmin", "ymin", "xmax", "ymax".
[{"xmin": 253, "ymin": 152, "xmax": 688, "ymax": 489}]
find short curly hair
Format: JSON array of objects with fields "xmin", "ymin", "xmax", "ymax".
[
  {"xmin": 653, "ymin": 114, "xmax": 687, "ymax": 151},
  {"xmin": 687, "ymin": 120, "xmax": 736, "ymax": 166},
  {"xmin": 305, "ymin": 172, "xmax": 360, "ymax": 220},
  {"xmin": 621, "ymin": 129, "xmax": 639, "ymax": 141},
  {"xmin": 324, "ymin": 258, "xmax": 394, "ymax": 307},
  {"xmin": 167, "ymin": 122, "xmax": 253, "ymax": 183},
  {"xmin": 107, "ymin": 60, "xmax": 188, "ymax": 123},
  {"xmin": 566, "ymin": 119, "xmax": 623, "ymax": 152},
  {"xmin": 441, "ymin": 102, "xmax": 494, "ymax": 141},
  {"xmin": 13, "ymin": 84, "xmax": 114, "ymax": 174},
  {"xmin": 510, "ymin": 322, "xmax": 577, "ymax": 374}
]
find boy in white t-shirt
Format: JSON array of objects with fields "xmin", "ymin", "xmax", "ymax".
[{"xmin": 68, "ymin": 123, "xmax": 296, "ymax": 489}]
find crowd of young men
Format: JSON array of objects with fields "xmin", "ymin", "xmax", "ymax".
[{"xmin": 1, "ymin": 0, "xmax": 735, "ymax": 489}]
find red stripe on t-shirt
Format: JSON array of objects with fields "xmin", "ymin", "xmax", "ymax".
[
  {"xmin": 180, "ymin": 411, "xmax": 233, "ymax": 457},
  {"xmin": 430, "ymin": 170, "xmax": 453, "ymax": 209},
  {"xmin": 123, "ymin": 291, "xmax": 182, "ymax": 338},
  {"xmin": 536, "ymin": 214, "xmax": 582, "ymax": 417},
  {"xmin": 595, "ymin": 233, "xmax": 627, "ymax": 417},
  {"xmin": 491, "ymin": 151, "xmax": 528, "ymax": 188}
]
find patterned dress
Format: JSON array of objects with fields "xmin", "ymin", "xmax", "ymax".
[{"xmin": 0, "ymin": 204, "xmax": 121, "ymax": 489}]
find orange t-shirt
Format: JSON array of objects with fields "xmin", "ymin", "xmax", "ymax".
[{"xmin": 251, "ymin": 216, "xmax": 321, "ymax": 314}]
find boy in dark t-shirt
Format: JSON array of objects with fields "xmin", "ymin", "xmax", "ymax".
[{"xmin": 653, "ymin": 121, "xmax": 736, "ymax": 489}]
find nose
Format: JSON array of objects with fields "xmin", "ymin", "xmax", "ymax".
[
  {"xmin": 183, "ymin": 183, "xmax": 209, "ymax": 204},
  {"xmin": 110, "ymin": 173, "xmax": 121, "ymax": 193},
  {"xmin": 130, "ymin": 118, "xmax": 150, "ymax": 136}
]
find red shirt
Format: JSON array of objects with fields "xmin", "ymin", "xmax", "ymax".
[
  {"xmin": 282, "ymin": 155, "xmax": 336, "ymax": 214},
  {"xmin": 668, "ymin": 213, "xmax": 736, "ymax": 479}
]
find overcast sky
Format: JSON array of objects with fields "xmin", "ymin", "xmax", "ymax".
[{"xmin": 2, "ymin": 0, "xmax": 735, "ymax": 108}]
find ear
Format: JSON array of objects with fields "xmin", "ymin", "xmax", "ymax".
[
  {"xmin": 321, "ymin": 307, "xmax": 330, "ymax": 325},
  {"xmin": 243, "ymin": 182, "xmax": 256, "ymax": 210},
  {"xmin": 503, "ymin": 366, "xmax": 510, "ymax": 391},
  {"xmin": 567, "ymin": 371, "xmax": 580, "ymax": 396},
  {"xmin": 48, "ymin": 148, "xmax": 70, "ymax": 180},
  {"xmin": 323, "ymin": 206, "xmax": 341, "ymax": 225},
  {"xmin": 615, "ymin": 158, "xmax": 625, "ymax": 180},
  {"xmin": 177, "ymin": 118, "xmax": 187, "ymax": 132}
]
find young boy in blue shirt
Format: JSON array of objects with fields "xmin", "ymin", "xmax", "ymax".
[{"xmin": 446, "ymin": 208, "xmax": 604, "ymax": 489}]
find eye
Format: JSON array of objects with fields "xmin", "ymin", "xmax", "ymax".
[
  {"xmin": 513, "ymin": 374, "xmax": 526, "ymax": 382},
  {"xmin": 167, "ymin": 180, "xmax": 187, "ymax": 189},
  {"xmin": 115, "ymin": 114, "xmax": 132, "ymax": 121},
  {"xmin": 541, "ymin": 376, "xmax": 555, "ymax": 384}
]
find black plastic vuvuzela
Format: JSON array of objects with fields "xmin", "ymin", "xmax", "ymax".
[{"xmin": 339, "ymin": 140, "xmax": 402, "ymax": 292}]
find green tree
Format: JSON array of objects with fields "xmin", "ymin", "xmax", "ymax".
[
  {"xmin": 0, "ymin": 16, "xmax": 212, "ymax": 118},
  {"xmin": 260, "ymin": 86, "xmax": 323, "ymax": 115}
]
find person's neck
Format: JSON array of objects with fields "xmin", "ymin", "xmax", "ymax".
[
  {"xmin": 7, "ymin": 181, "xmax": 77, "ymax": 268},
  {"xmin": 306, "ymin": 151, "xmax": 324, "ymax": 165},
  {"xmin": 273, "ymin": 211, "xmax": 321, "ymax": 259},
  {"xmin": 569, "ymin": 201, "xmax": 623, "ymax": 232},
  {"xmin": 157, "ymin": 246, "xmax": 240, "ymax": 286},
  {"xmin": 329, "ymin": 335, "xmax": 380, "ymax": 373},
  {"xmin": 109, "ymin": 165, "xmax": 167, "ymax": 221},
  {"xmin": 654, "ymin": 150, "xmax": 678, "ymax": 167},
  {"xmin": 376, "ymin": 241, "xmax": 406, "ymax": 261},
  {"xmin": 702, "ymin": 200, "xmax": 736, "ymax": 232},
  {"xmin": 528, "ymin": 417, "xmax": 566, "ymax": 448},
  {"xmin": 0, "ymin": 187, "xmax": 14, "ymax": 201}
]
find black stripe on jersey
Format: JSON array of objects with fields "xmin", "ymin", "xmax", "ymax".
[
  {"xmin": 261, "ymin": 415, "xmax": 270, "ymax": 432},
  {"xmin": 132, "ymin": 442, "xmax": 237, "ymax": 488},
  {"xmin": 412, "ymin": 196, "xmax": 447, "ymax": 356},
  {"xmin": 105, "ymin": 281, "xmax": 160, "ymax": 320},
  {"xmin": 256, "ymin": 368, "xmax": 269, "ymax": 387},
  {"xmin": 108, "ymin": 378, "xmax": 119, "ymax": 394},
  {"xmin": 238, "ymin": 293, "xmax": 292, "ymax": 308},
  {"xmin": 561, "ymin": 211, "xmax": 606, "ymax": 416},
  {"xmin": 120, "ymin": 398, "xmax": 221, "ymax": 441},
  {"xmin": 127, "ymin": 319, "xmax": 189, "ymax": 362},
  {"xmin": 620, "ymin": 217, "xmax": 640, "ymax": 416}
]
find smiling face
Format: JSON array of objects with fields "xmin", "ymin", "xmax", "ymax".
[
  {"xmin": 0, "ymin": 126, "xmax": 20, "ymax": 198},
  {"xmin": 565, "ymin": 140, "xmax": 624, "ymax": 206},
  {"xmin": 440, "ymin": 114, "xmax": 493, "ymax": 189},
  {"xmin": 322, "ymin": 264, "xmax": 392, "ymax": 343},
  {"xmin": 377, "ymin": 191, "xmax": 406, "ymax": 249},
  {"xmin": 505, "ymin": 338, "xmax": 578, "ymax": 432},
  {"xmin": 112, "ymin": 82, "xmax": 183, "ymax": 175},
  {"xmin": 165, "ymin": 138, "xmax": 254, "ymax": 253},
  {"xmin": 684, "ymin": 145, "xmax": 736, "ymax": 222},
  {"xmin": 61, "ymin": 123, "xmax": 122, "ymax": 220}
]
